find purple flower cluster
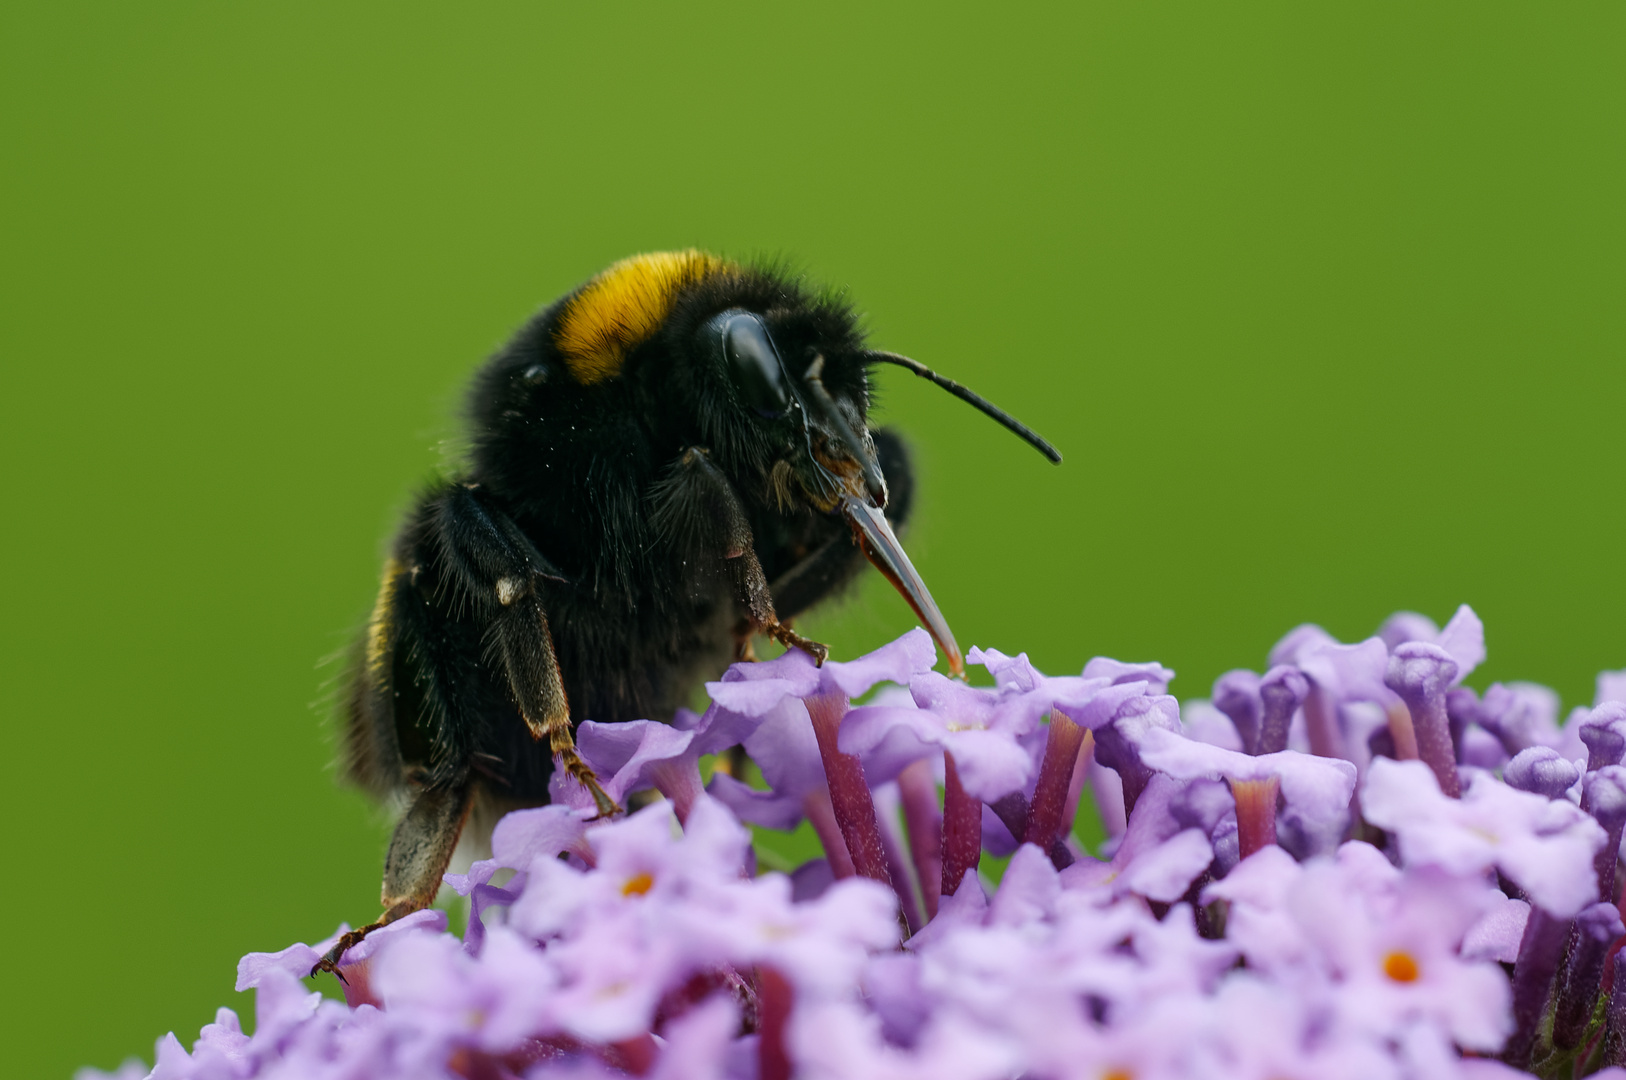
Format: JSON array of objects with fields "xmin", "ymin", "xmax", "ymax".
[{"xmin": 86, "ymin": 610, "xmax": 1626, "ymax": 1079}]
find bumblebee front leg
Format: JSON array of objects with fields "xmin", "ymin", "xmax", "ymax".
[
  {"xmin": 435, "ymin": 483, "xmax": 617, "ymax": 817},
  {"xmin": 654, "ymin": 448, "xmax": 827, "ymax": 665}
]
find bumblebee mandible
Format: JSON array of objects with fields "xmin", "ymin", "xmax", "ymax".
[{"xmin": 319, "ymin": 251, "xmax": 1058, "ymax": 973}]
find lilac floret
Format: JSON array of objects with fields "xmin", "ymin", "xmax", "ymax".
[
  {"xmin": 1289, "ymin": 634, "xmax": 1393, "ymax": 759},
  {"xmin": 839, "ymin": 701, "xmax": 1032, "ymax": 802},
  {"xmin": 1187, "ymin": 696, "xmax": 1245, "ymax": 757},
  {"xmin": 1380, "ymin": 605, "xmax": 1486, "ymax": 685},
  {"xmin": 547, "ymin": 719, "xmax": 707, "ymax": 821},
  {"xmin": 1363, "ymin": 758, "xmax": 1606, "ymax": 917},
  {"xmin": 1278, "ymin": 632, "xmax": 1392, "ymax": 701},
  {"xmin": 1063, "ymin": 775, "xmax": 1217, "ymax": 903},
  {"xmin": 1081, "ymin": 655, "xmax": 1176, "ymax": 694},
  {"xmin": 1132, "ymin": 726, "xmax": 1357, "ymax": 833},
  {"xmin": 446, "ymin": 803, "xmax": 594, "ymax": 899},
  {"xmin": 1093, "ymin": 691, "xmax": 1181, "ymax": 818},
  {"xmin": 97, "ymin": 618, "xmax": 1626, "ymax": 1079},
  {"xmin": 1461, "ymin": 896, "xmax": 1531, "ymax": 964},
  {"xmin": 1476, "ymin": 681, "xmax": 1574, "ymax": 759},
  {"xmin": 1380, "ymin": 611, "xmax": 1445, "ymax": 650}
]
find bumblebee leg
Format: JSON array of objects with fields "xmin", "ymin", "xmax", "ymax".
[
  {"xmin": 312, "ymin": 777, "xmax": 474, "ymax": 976},
  {"xmin": 433, "ymin": 483, "xmax": 616, "ymax": 817},
  {"xmin": 654, "ymin": 448, "xmax": 827, "ymax": 664}
]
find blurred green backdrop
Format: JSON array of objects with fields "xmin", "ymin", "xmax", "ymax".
[{"xmin": 4, "ymin": 2, "xmax": 1623, "ymax": 1074}]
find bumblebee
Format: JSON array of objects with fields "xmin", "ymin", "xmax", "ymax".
[{"xmin": 319, "ymin": 251, "xmax": 1057, "ymax": 973}]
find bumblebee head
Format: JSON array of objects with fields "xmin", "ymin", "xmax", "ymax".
[
  {"xmin": 697, "ymin": 302, "xmax": 885, "ymax": 511},
  {"xmin": 475, "ymin": 251, "xmax": 1059, "ymax": 674}
]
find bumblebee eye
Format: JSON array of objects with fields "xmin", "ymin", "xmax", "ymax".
[{"xmin": 708, "ymin": 309, "xmax": 790, "ymax": 418}]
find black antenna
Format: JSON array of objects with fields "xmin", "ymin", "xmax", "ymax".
[{"xmin": 868, "ymin": 351, "xmax": 1062, "ymax": 464}]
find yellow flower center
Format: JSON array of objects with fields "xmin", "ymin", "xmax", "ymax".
[
  {"xmin": 1383, "ymin": 950, "xmax": 1421, "ymax": 983},
  {"xmin": 621, "ymin": 872, "xmax": 655, "ymax": 896}
]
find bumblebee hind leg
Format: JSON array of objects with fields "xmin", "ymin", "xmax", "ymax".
[{"xmin": 312, "ymin": 778, "xmax": 474, "ymax": 977}]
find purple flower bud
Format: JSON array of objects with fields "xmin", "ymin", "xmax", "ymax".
[
  {"xmin": 1385, "ymin": 643, "xmax": 1461, "ymax": 798},
  {"xmin": 1583, "ymin": 765, "xmax": 1626, "ymax": 903},
  {"xmin": 1212, "ymin": 669, "xmax": 1263, "ymax": 755},
  {"xmin": 1583, "ymin": 703, "xmax": 1626, "ymax": 772},
  {"xmin": 1256, "ymin": 665, "xmax": 1309, "ymax": 756},
  {"xmin": 1502, "ymin": 746, "xmax": 1580, "ymax": 800},
  {"xmin": 1583, "ymin": 765, "xmax": 1626, "ymax": 830},
  {"xmin": 1553, "ymin": 901, "xmax": 1626, "ymax": 1049}
]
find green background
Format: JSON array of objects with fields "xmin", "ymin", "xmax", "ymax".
[{"xmin": 3, "ymin": 2, "xmax": 1622, "ymax": 1074}]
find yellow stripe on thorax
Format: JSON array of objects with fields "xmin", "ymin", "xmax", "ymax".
[{"xmin": 554, "ymin": 250, "xmax": 730, "ymax": 385}]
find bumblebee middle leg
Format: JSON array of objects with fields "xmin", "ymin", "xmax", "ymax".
[
  {"xmin": 652, "ymin": 447, "xmax": 827, "ymax": 664},
  {"xmin": 432, "ymin": 482, "xmax": 617, "ymax": 816}
]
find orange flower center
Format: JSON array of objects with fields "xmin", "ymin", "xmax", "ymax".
[
  {"xmin": 1383, "ymin": 950, "xmax": 1421, "ymax": 983},
  {"xmin": 621, "ymin": 872, "xmax": 655, "ymax": 896}
]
